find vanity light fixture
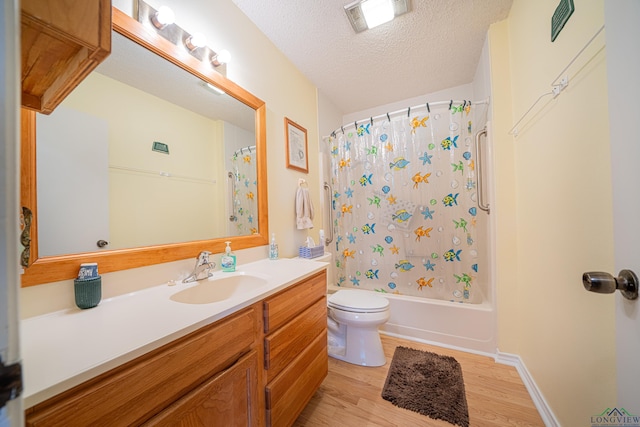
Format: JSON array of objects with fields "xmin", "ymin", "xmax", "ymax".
[
  {"xmin": 138, "ymin": 0, "xmax": 230, "ymax": 73},
  {"xmin": 344, "ymin": 0, "xmax": 410, "ymax": 33},
  {"xmin": 150, "ymin": 5, "xmax": 175, "ymax": 29},
  {"xmin": 211, "ymin": 49, "xmax": 231, "ymax": 67},
  {"xmin": 185, "ymin": 32, "xmax": 207, "ymax": 51}
]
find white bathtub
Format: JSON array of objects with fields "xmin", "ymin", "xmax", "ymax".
[
  {"xmin": 327, "ymin": 283, "xmax": 496, "ymax": 355},
  {"xmin": 377, "ymin": 292, "xmax": 496, "ymax": 354}
]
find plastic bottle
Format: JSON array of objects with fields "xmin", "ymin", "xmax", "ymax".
[
  {"xmin": 221, "ymin": 241, "xmax": 236, "ymax": 272},
  {"xmin": 269, "ymin": 233, "xmax": 279, "ymax": 260}
]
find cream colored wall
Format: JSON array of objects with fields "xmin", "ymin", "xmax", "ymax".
[
  {"xmin": 21, "ymin": 0, "xmax": 321, "ymax": 316},
  {"xmin": 491, "ymin": 0, "xmax": 616, "ymax": 423},
  {"xmin": 61, "ymin": 72, "xmax": 227, "ymax": 248}
]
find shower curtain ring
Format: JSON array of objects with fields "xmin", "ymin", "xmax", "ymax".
[
  {"xmin": 449, "ymin": 100, "xmax": 453, "ymax": 110},
  {"xmin": 462, "ymin": 100, "xmax": 467, "ymax": 108},
  {"xmin": 341, "ymin": 126, "xmax": 344, "ymax": 134},
  {"xmin": 386, "ymin": 112, "xmax": 391, "ymax": 122},
  {"xmin": 407, "ymin": 107, "xmax": 411, "ymax": 117},
  {"xmin": 370, "ymin": 117, "xmax": 373, "ymax": 126},
  {"xmin": 426, "ymin": 103, "xmax": 430, "ymax": 113},
  {"xmin": 354, "ymin": 121, "xmax": 357, "ymax": 129}
]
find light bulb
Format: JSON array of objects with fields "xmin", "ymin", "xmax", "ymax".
[
  {"xmin": 151, "ymin": 6, "xmax": 175, "ymax": 29},
  {"xmin": 185, "ymin": 32, "xmax": 207, "ymax": 51},
  {"xmin": 211, "ymin": 49, "xmax": 231, "ymax": 66}
]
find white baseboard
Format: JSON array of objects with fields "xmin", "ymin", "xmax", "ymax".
[{"xmin": 495, "ymin": 352, "xmax": 560, "ymax": 427}]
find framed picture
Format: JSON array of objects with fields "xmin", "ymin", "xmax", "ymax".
[{"xmin": 285, "ymin": 118, "xmax": 308, "ymax": 173}]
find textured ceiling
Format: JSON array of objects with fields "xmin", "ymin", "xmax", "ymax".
[{"xmin": 232, "ymin": 0, "xmax": 513, "ymax": 115}]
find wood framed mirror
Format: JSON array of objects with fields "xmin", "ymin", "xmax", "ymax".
[{"xmin": 20, "ymin": 7, "xmax": 268, "ymax": 287}]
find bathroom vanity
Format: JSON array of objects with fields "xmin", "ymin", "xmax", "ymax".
[{"xmin": 22, "ymin": 259, "xmax": 328, "ymax": 426}]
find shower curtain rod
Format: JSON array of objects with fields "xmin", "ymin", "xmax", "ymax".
[
  {"xmin": 233, "ymin": 145, "xmax": 256, "ymax": 156},
  {"xmin": 329, "ymin": 98, "xmax": 489, "ymax": 137}
]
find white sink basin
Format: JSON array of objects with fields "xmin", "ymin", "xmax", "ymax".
[{"xmin": 170, "ymin": 273, "xmax": 268, "ymax": 304}]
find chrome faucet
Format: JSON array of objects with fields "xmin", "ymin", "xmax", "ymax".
[{"xmin": 183, "ymin": 251, "xmax": 216, "ymax": 283}]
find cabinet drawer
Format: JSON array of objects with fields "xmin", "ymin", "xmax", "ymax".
[
  {"xmin": 144, "ymin": 350, "xmax": 259, "ymax": 427},
  {"xmin": 265, "ymin": 296, "xmax": 326, "ymax": 382},
  {"xmin": 26, "ymin": 306, "xmax": 258, "ymax": 427},
  {"xmin": 265, "ymin": 330, "xmax": 328, "ymax": 427},
  {"xmin": 263, "ymin": 270, "xmax": 326, "ymax": 333}
]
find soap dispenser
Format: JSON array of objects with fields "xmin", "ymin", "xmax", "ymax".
[
  {"xmin": 269, "ymin": 233, "xmax": 279, "ymax": 260},
  {"xmin": 221, "ymin": 241, "xmax": 236, "ymax": 272}
]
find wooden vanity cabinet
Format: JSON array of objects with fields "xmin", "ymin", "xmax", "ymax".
[
  {"xmin": 21, "ymin": 0, "xmax": 111, "ymax": 114},
  {"xmin": 263, "ymin": 271, "xmax": 328, "ymax": 427},
  {"xmin": 24, "ymin": 270, "xmax": 328, "ymax": 427},
  {"xmin": 25, "ymin": 304, "xmax": 262, "ymax": 426}
]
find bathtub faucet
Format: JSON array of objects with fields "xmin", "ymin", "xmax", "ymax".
[{"xmin": 183, "ymin": 251, "xmax": 215, "ymax": 283}]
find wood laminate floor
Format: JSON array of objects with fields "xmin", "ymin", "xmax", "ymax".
[{"xmin": 294, "ymin": 334, "xmax": 545, "ymax": 426}]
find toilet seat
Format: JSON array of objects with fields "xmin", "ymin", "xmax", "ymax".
[{"xmin": 328, "ymin": 290, "xmax": 389, "ymax": 313}]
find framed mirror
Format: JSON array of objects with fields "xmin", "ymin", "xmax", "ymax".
[{"xmin": 20, "ymin": 7, "xmax": 268, "ymax": 287}]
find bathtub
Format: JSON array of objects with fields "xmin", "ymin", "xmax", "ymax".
[
  {"xmin": 376, "ymin": 292, "xmax": 496, "ymax": 354},
  {"xmin": 327, "ymin": 283, "xmax": 496, "ymax": 355}
]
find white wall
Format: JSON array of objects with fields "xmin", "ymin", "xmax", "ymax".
[
  {"xmin": 605, "ymin": 0, "xmax": 640, "ymax": 412},
  {"xmin": 1, "ymin": 0, "xmax": 23, "ymax": 423},
  {"xmin": 343, "ymin": 83, "xmax": 474, "ymax": 126}
]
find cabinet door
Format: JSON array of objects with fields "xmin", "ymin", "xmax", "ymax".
[
  {"xmin": 146, "ymin": 351, "xmax": 259, "ymax": 427},
  {"xmin": 26, "ymin": 307, "xmax": 258, "ymax": 426}
]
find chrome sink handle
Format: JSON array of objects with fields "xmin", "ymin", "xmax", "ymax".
[{"xmin": 184, "ymin": 251, "xmax": 216, "ymax": 283}]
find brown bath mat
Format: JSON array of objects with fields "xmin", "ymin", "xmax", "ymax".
[{"xmin": 381, "ymin": 346, "xmax": 469, "ymax": 427}]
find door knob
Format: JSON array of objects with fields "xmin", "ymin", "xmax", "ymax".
[
  {"xmin": 96, "ymin": 240, "xmax": 109, "ymax": 248},
  {"xmin": 582, "ymin": 270, "xmax": 638, "ymax": 300}
]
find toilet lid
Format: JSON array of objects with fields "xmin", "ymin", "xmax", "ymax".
[{"xmin": 328, "ymin": 290, "xmax": 389, "ymax": 313}]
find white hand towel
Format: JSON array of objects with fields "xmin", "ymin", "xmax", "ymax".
[{"xmin": 296, "ymin": 187, "xmax": 314, "ymax": 229}]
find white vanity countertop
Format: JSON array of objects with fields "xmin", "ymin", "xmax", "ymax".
[{"xmin": 20, "ymin": 257, "xmax": 327, "ymax": 408}]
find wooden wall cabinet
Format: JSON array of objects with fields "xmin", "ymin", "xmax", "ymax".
[
  {"xmin": 263, "ymin": 271, "xmax": 328, "ymax": 427},
  {"xmin": 21, "ymin": 0, "xmax": 111, "ymax": 114}
]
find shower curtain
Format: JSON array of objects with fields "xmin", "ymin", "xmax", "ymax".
[
  {"xmin": 229, "ymin": 147, "xmax": 258, "ymax": 236},
  {"xmin": 329, "ymin": 101, "xmax": 487, "ymax": 302}
]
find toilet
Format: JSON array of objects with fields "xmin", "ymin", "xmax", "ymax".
[{"xmin": 326, "ymin": 289, "xmax": 390, "ymax": 367}]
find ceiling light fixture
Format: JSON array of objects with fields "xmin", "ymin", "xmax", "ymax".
[
  {"xmin": 344, "ymin": 0, "xmax": 410, "ymax": 33},
  {"xmin": 150, "ymin": 5, "xmax": 175, "ymax": 29},
  {"xmin": 361, "ymin": 0, "xmax": 394, "ymax": 28}
]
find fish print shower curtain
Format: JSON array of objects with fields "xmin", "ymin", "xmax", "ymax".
[
  {"xmin": 230, "ymin": 148, "xmax": 258, "ymax": 236},
  {"xmin": 329, "ymin": 102, "xmax": 486, "ymax": 302}
]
